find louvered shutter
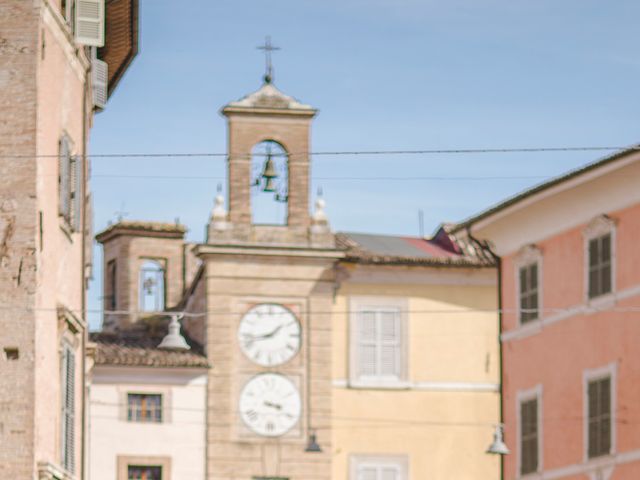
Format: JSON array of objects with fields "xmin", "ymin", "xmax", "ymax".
[
  {"xmin": 71, "ymin": 155, "xmax": 83, "ymax": 232},
  {"xmin": 379, "ymin": 310, "xmax": 401, "ymax": 378},
  {"xmin": 75, "ymin": 0, "xmax": 105, "ymax": 47},
  {"xmin": 358, "ymin": 312, "xmax": 377, "ymax": 377},
  {"xmin": 84, "ymin": 193, "xmax": 94, "ymax": 277},
  {"xmin": 61, "ymin": 346, "xmax": 76, "ymax": 472},
  {"xmin": 59, "ymin": 138, "xmax": 71, "ymax": 221},
  {"xmin": 357, "ymin": 466, "xmax": 378, "ymax": 480},
  {"xmin": 380, "ymin": 466, "xmax": 400, "ymax": 480},
  {"xmin": 92, "ymin": 58, "xmax": 108, "ymax": 108}
]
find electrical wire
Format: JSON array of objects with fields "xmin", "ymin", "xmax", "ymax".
[
  {"xmin": 5, "ymin": 145, "xmax": 639, "ymax": 159},
  {"xmin": 6, "ymin": 305, "xmax": 640, "ymax": 318}
]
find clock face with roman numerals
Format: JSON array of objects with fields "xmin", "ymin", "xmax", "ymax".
[
  {"xmin": 238, "ymin": 303, "xmax": 301, "ymax": 366},
  {"xmin": 239, "ymin": 373, "xmax": 301, "ymax": 437}
]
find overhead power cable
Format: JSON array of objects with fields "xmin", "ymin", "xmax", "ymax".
[
  {"xmin": 5, "ymin": 305, "xmax": 640, "ymax": 318},
  {"xmin": 4, "ymin": 145, "xmax": 638, "ymax": 159}
]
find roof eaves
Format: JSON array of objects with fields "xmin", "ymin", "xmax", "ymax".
[{"xmin": 452, "ymin": 145, "xmax": 640, "ymax": 234}]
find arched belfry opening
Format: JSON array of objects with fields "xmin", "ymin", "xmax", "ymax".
[{"xmin": 251, "ymin": 140, "xmax": 289, "ymax": 225}]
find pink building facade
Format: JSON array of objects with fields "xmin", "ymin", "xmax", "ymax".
[{"xmin": 456, "ymin": 149, "xmax": 640, "ymax": 479}]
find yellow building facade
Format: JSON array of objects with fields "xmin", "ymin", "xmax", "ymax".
[{"xmin": 331, "ymin": 235, "xmax": 501, "ymax": 480}]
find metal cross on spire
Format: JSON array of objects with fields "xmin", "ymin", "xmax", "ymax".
[{"xmin": 257, "ymin": 36, "xmax": 280, "ymax": 84}]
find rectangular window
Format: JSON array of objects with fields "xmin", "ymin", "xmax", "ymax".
[
  {"xmin": 127, "ymin": 394, "xmax": 162, "ymax": 423},
  {"xmin": 588, "ymin": 233, "xmax": 612, "ymax": 299},
  {"xmin": 128, "ymin": 466, "xmax": 162, "ymax": 480},
  {"xmin": 355, "ymin": 307, "xmax": 402, "ymax": 381},
  {"xmin": 61, "ymin": 345, "xmax": 75, "ymax": 473},
  {"xmin": 520, "ymin": 397, "xmax": 539, "ymax": 475},
  {"xmin": 351, "ymin": 456, "xmax": 407, "ymax": 480},
  {"xmin": 588, "ymin": 377, "xmax": 611, "ymax": 458},
  {"xmin": 106, "ymin": 259, "xmax": 117, "ymax": 310},
  {"xmin": 519, "ymin": 263, "xmax": 539, "ymax": 324}
]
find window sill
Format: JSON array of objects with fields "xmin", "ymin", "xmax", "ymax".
[
  {"xmin": 585, "ymin": 292, "xmax": 616, "ymax": 312},
  {"xmin": 347, "ymin": 379, "xmax": 410, "ymax": 390}
]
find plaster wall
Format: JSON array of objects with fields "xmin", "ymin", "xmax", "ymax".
[
  {"xmin": 89, "ymin": 367, "xmax": 207, "ymax": 480},
  {"xmin": 496, "ymin": 201, "xmax": 640, "ymax": 479},
  {"xmin": 332, "ymin": 265, "xmax": 500, "ymax": 480}
]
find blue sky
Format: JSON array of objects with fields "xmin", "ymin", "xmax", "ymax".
[{"xmin": 87, "ymin": 0, "xmax": 640, "ymax": 328}]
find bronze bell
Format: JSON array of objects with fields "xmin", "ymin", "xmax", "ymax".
[
  {"xmin": 260, "ymin": 152, "xmax": 278, "ymax": 192},
  {"xmin": 263, "ymin": 176, "xmax": 277, "ymax": 193}
]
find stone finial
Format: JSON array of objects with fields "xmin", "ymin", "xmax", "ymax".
[
  {"xmin": 210, "ymin": 185, "xmax": 228, "ymax": 231},
  {"xmin": 310, "ymin": 189, "xmax": 330, "ymax": 234}
]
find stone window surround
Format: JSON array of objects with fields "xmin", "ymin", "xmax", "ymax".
[
  {"xmin": 117, "ymin": 455, "xmax": 171, "ymax": 480},
  {"xmin": 348, "ymin": 296, "xmax": 409, "ymax": 389},
  {"xmin": 514, "ymin": 244, "xmax": 543, "ymax": 328},
  {"xmin": 582, "ymin": 215, "xmax": 616, "ymax": 307},
  {"xmin": 349, "ymin": 454, "xmax": 409, "ymax": 480},
  {"xmin": 516, "ymin": 384, "xmax": 543, "ymax": 479},
  {"xmin": 583, "ymin": 362, "xmax": 617, "ymax": 463},
  {"xmin": 118, "ymin": 385, "xmax": 172, "ymax": 424}
]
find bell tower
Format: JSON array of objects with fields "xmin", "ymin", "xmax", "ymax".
[
  {"xmin": 196, "ymin": 41, "xmax": 341, "ymax": 480},
  {"xmin": 207, "ymin": 50, "xmax": 332, "ymax": 247}
]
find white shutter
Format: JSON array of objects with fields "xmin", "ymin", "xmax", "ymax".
[
  {"xmin": 71, "ymin": 155, "xmax": 83, "ymax": 232},
  {"xmin": 75, "ymin": 0, "xmax": 105, "ymax": 47},
  {"xmin": 92, "ymin": 58, "xmax": 108, "ymax": 108},
  {"xmin": 357, "ymin": 312, "xmax": 377, "ymax": 377},
  {"xmin": 380, "ymin": 466, "xmax": 400, "ymax": 480},
  {"xmin": 358, "ymin": 466, "xmax": 378, "ymax": 480},
  {"xmin": 59, "ymin": 138, "xmax": 71, "ymax": 221},
  {"xmin": 379, "ymin": 310, "xmax": 401, "ymax": 378}
]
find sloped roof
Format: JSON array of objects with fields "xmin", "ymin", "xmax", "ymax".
[
  {"xmin": 223, "ymin": 82, "xmax": 315, "ymax": 113},
  {"xmin": 336, "ymin": 230, "xmax": 494, "ymax": 267},
  {"xmin": 98, "ymin": 0, "xmax": 139, "ymax": 97},
  {"xmin": 95, "ymin": 220, "xmax": 187, "ymax": 243},
  {"xmin": 452, "ymin": 145, "xmax": 640, "ymax": 233},
  {"xmin": 90, "ymin": 316, "xmax": 208, "ymax": 368}
]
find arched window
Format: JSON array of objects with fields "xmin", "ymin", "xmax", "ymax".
[
  {"xmin": 139, "ymin": 259, "xmax": 165, "ymax": 312},
  {"xmin": 251, "ymin": 140, "xmax": 288, "ymax": 225}
]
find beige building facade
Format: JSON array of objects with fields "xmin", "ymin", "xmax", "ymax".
[
  {"xmin": 0, "ymin": 1, "xmax": 137, "ymax": 478},
  {"xmin": 94, "ymin": 76, "xmax": 500, "ymax": 479}
]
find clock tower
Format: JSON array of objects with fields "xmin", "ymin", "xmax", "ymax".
[{"xmin": 196, "ymin": 65, "xmax": 341, "ymax": 479}]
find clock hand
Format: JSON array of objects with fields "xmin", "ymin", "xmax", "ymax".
[
  {"xmin": 249, "ymin": 324, "xmax": 284, "ymax": 342},
  {"xmin": 263, "ymin": 400, "xmax": 282, "ymax": 410}
]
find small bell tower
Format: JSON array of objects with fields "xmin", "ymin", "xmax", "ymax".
[{"xmin": 208, "ymin": 40, "xmax": 332, "ymax": 247}]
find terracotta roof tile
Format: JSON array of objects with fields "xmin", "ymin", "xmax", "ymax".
[{"xmin": 90, "ymin": 316, "xmax": 208, "ymax": 368}]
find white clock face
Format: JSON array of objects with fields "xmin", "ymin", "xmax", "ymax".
[
  {"xmin": 239, "ymin": 373, "xmax": 302, "ymax": 437},
  {"xmin": 238, "ymin": 303, "xmax": 301, "ymax": 366}
]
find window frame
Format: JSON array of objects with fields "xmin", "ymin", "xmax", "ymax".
[
  {"xmin": 515, "ymin": 245, "xmax": 543, "ymax": 327},
  {"xmin": 516, "ymin": 384, "xmax": 543, "ymax": 478},
  {"xmin": 127, "ymin": 393, "xmax": 164, "ymax": 423},
  {"xmin": 349, "ymin": 454, "xmax": 408, "ymax": 480},
  {"xmin": 349, "ymin": 296, "xmax": 408, "ymax": 388},
  {"xmin": 583, "ymin": 215, "xmax": 616, "ymax": 305},
  {"xmin": 117, "ymin": 456, "xmax": 171, "ymax": 480},
  {"xmin": 583, "ymin": 363, "xmax": 616, "ymax": 462},
  {"xmin": 119, "ymin": 386, "xmax": 171, "ymax": 424}
]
